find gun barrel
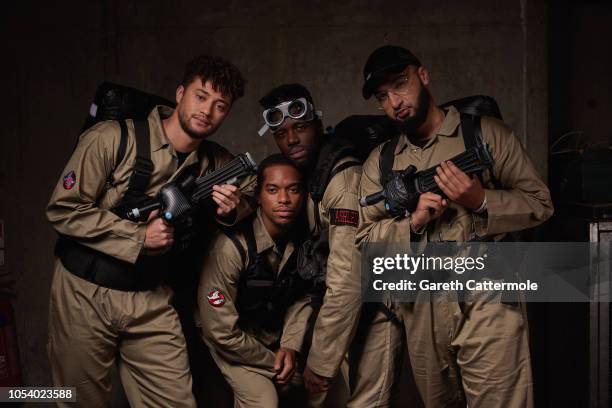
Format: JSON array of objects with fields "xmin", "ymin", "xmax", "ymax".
[
  {"xmin": 359, "ymin": 190, "xmax": 385, "ymax": 207},
  {"xmin": 191, "ymin": 153, "xmax": 256, "ymax": 202},
  {"xmin": 126, "ymin": 201, "xmax": 160, "ymax": 220}
]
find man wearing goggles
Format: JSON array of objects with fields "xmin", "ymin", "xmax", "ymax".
[
  {"xmin": 258, "ymin": 97, "xmax": 319, "ymax": 136},
  {"xmin": 258, "ymin": 84, "xmax": 404, "ymax": 407}
]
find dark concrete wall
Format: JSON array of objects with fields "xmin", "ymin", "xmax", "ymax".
[
  {"xmin": 0, "ymin": 0, "xmax": 547, "ymax": 388},
  {"xmin": 549, "ymin": 1, "xmax": 612, "ymax": 150}
]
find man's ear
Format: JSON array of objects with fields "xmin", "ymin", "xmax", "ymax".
[
  {"xmin": 176, "ymin": 84, "xmax": 185, "ymax": 104},
  {"xmin": 417, "ymin": 66, "xmax": 430, "ymax": 86}
]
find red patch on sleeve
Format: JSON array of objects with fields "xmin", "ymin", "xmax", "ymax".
[
  {"xmin": 63, "ymin": 170, "xmax": 76, "ymax": 190},
  {"xmin": 329, "ymin": 208, "xmax": 359, "ymax": 227},
  {"xmin": 207, "ymin": 289, "xmax": 226, "ymax": 307}
]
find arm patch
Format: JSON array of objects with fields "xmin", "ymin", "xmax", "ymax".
[{"xmin": 329, "ymin": 208, "xmax": 359, "ymax": 227}]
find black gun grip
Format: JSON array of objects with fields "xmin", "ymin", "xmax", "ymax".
[{"xmin": 159, "ymin": 183, "xmax": 192, "ymax": 223}]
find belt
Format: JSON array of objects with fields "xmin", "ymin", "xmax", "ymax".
[{"xmin": 55, "ymin": 236, "xmax": 168, "ymax": 291}]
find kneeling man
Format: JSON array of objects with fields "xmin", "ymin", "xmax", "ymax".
[{"xmin": 198, "ymin": 154, "xmax": 317, "ymax": 407}]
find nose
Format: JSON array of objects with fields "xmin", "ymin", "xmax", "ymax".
[
  {"xmin": 200, "ymin": 99, "xmax": 212, "ymax": 116},
  {"xmin": 388, "ymin": 92, "xmax": 403, "ymax": 110},
  {"xmin": 286, "ymin": 129, "xmax": 299, "ymax": 146},
  {"xmin": 278, "ymin": 189, "xmax": 290, "ymax": 204}
]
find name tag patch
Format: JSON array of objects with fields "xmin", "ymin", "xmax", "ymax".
[{"xmin": 329, "ymin": 208, "xmax": 359, "ymax": 227}]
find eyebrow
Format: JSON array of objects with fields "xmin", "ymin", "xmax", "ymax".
[
  {"xmin": 195, "ymin": 88, "xmax": 230, "ymax": 104},
  {"xmin": 264, "ymin": 182, "xmax": 301, "ymax": 188},
  {"xmin": 376, "ymin": 68, "xmax": 413, "ymax": 92},
  {"xmin": 377, "ymin": 74, "xmax": 407, "ymax": 92}
]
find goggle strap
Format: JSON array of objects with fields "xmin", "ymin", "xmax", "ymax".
[{"xmin": 258, "ymin": 124, "xmax": 269, "ymax": 137}]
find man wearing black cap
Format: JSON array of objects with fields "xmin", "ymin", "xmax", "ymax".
[
  {"xmin": 259, "ymin": 84, "xmax": 405, "ymax": 407},
  {"xmin": 356, "ymin": 46, "xmax": 554, "ymax": 407}
]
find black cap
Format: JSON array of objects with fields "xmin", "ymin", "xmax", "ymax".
[{"xmin": 362, "ymin": 45, "xmax": 421, "ymax": 99}]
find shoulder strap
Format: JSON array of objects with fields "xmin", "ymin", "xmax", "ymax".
[
  {"xmin": 121, "ymin": 119, "xmax": 154, "ymax": 204},
  {"xmin": 309, "ymin": 138, "xmax": 358, "ymax": 203},
  {"xmin": 329, "ymin": 160, "xmax": 360, "ymax": 181},
  {"xmin": 117, "ymin": 120, "xmax": 128, "ymax": 167},
  {"xmin": 459, "ymin": 113, "xmax": 483, "ymax": 150},
  {"xmin": 379, "ymin": 134, "xmax": 399, "ymax": 186},
  {"xmin": 222, "ymin": 219, "xmax": 258, "ymax": 269},
  {"xmin": 105, "ymin": 120, "xmax": 129, "ymax": 185},
  {"xmin": 460, "ymin": 113, "xmax": 503, "ymax": 189},
  {"xmin": 224, "ymin": 230, "xmax": 247, "ymax": 266},
  {"xmin": 313, "ymin": 158, "xmax": 361, "ymax": 205},
  {"xmin": 243, "ymin": 221, "xmax": 258, "ymax": 266}
]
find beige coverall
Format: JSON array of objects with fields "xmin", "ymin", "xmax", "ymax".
[
  {"xmin": 46, "ymin": 106, "xmax": 252, "ymax": 408},
  {"xmin": 198, "ymin": 210, "xmax": 318, "ymax": 408},
  {"xmin": 306, "ymin": 156, "xmax": 404, "ymax": 407},
  {"xmin": 357, "ymin": 106, "xmax": 554, "ymax": 407}
]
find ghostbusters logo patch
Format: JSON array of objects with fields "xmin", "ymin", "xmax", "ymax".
[
  {"xmin": 207, "ymin": 289, "xmax": 226, "ymax": 307},
  {"xmin": 329, "ymin": 208, "xmax": 359, "ymax": 227},
  {"xmin": 63, "ymin": 170, "xmax": 76, "ymax": 190}
]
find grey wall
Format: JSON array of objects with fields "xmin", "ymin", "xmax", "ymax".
[{"xmin": 0, "ymin": 0, "xmax": 547, "ymax": 387}]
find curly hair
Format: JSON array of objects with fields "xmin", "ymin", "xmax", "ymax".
[{"xmin": 182, "ymin": 55, "xmax": 246, "ymax": 102}]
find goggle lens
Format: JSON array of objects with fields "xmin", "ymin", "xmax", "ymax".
[
  {"xmin": 266, "ymin": 108, "xmax": 284, "ymax": 126},
  {"xmin": 288, "ymin": 100, "xmax": 306, "ymax": 117}
]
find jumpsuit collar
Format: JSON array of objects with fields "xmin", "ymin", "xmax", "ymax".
[{"xmin": 394, "ymin": 105, "xmax": 461, "ymax": 155}]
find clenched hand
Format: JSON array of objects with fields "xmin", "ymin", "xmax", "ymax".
[{"xmin": 143, "ymin": 210, "xmax": 174, "ymax": 254}]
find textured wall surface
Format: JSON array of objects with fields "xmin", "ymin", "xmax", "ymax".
[
  {"xmin": 0, "ymin": 0, "xmax": 547, "ymax": 389},
  {"xmin": 549, "ymin": 1, "xmax": 612, "ymax": 150}
]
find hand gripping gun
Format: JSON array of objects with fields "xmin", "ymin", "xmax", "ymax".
[
  {"xmin": 359, "ymin": 144, "xmax": 494, "ymax": 216},
  {"xmin": 125, "ymin": 153, "xmax": 257, "ymax": 223}
]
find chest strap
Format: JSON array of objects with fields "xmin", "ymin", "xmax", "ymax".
[{"xmin": 120, "ymin": 119, "xmax": 154, "ymax": 207}]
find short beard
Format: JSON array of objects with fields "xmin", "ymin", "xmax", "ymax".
[
  {"xmin": 178, "ymin": 108, "xmax": 210, "ymax": 140},
  {"xmin": 394, "ymin": 83, "xmax": 431, "ymax": 136}
]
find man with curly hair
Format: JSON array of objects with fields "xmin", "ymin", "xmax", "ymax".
[{"xmin": 46, "ymin": 55, "xmax": 251, "ymax": 407}]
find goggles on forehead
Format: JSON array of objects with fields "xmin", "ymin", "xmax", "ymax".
[{"xmin": 258, "ymin": 97, "xmax": 322, "ymax": 136}]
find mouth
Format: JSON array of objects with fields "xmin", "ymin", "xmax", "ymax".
[
  {"xmin": 192, "ymin": 115, "xmax": 211, "ymax": 128},
  {"xmin": 288, "ymin": 148, "xmax": 307, "ymax": 160},
  {"xmin": 274, "ymin": 208, "xmax": 295, "ymax": 218},
  {"xmin": 395, "ymin": 107, "xmax": 413, "ymax": 120}
]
